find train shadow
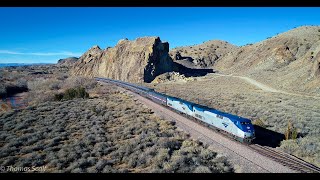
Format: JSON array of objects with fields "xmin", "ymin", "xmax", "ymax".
[{"xmin": 252, "ymin": 125, "xmax": 285, "ymax": 148}]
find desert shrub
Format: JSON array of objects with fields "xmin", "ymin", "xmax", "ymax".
[
  {"xmin": 252, "ymin": 119, "xmax": 266, "ymax": 128},
  {"xmin": 280, "ymin": 136, "xmax": 320, "ymax": 166},
  {"xmin": 64, "ymin": 87, "xmax": 89, "ymax": 100},
  {"xmin": 95, "ymin": 159, "xmax": 108, "ymax": 171},
  {"xmin": 280, "ymin": 139, "xmax": 300, "ymax": 154},
  {"xmin": 63, "ymin": 77, "xmax": 97, "ymax": 90},
  {"xmin": 285, "ymin": 120, "xmax": 298, "ymax": 140},
  {"xmin": 54, "ymin": 87, "xmax": 89, "ymax": 101},
  {"xmin": 54, "ymin": 93, "xmax": 64, "ymax": 101},
  {"xmin": 0, "ymin": 83, "xmax": 6, "ymax": 96},
  {"xmin": 49, "ymin": 80, "xmax": 61, "ymax": 90},
  {"xmin": 27, "ymin": 78, "xmax": 51, "ymax": 91},
  {"xmin": 56, "ymin": 73, "xmax": 69, "ymax": 80},
  {"xmin": 193, "ymin": 166, "xmax": 212, "ymax": 173},
  {"xmin": 200, "ymin": 149, "xmax": 217, "ymax": 160}
]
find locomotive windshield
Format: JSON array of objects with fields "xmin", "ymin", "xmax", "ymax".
[{"xmin": 240, "ymin": 122, "xmax": 250, "ymax": 125}]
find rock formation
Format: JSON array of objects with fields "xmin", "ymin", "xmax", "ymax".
[
  {"xmin": 71, "ymin": 37, "xmax": 173, "ymax": 83},
  {"xmin": 169, "ymin": 40, "xmax": 238, "ymax": 69},
  {"xmin": 57, "ymin": 57, "xmax": 79, "ymax": 66}
]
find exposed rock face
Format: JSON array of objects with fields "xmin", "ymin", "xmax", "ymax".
[
  {"xmin": 71, "ymin": 37, "xmax": 173, "ymax": 83},
  {"xmin": 169, "ymin": 40, "xmax": 238, "ymax": 69},
  {"xmin": 57, "ymin": 57, "xmax": 79, "ymax": 66},
  {"xmin": 312, "ymin": 52, "xmax": 320, "ymax": 78},
  {"xmin": 151, "ymin": 71, "xmax": 195, "ymax": 84}
]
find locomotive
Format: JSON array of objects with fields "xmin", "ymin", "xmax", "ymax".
[{"xmin": 95, "ymin": 77, "xmax": 255, "ymax": 144}]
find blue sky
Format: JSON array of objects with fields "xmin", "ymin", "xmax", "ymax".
[{"xmin": 0, "ymin": 7, "xmax": 319, "ymax": 63}]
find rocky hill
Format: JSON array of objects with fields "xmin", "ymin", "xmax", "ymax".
[
  {"xmin": 214, "ymin": 26, "xmax": 320, "ymax": 94},
  {"xmin": 169, "ymin": 26, "xmax": 320, "ymax": 94},
  {"xmin": 71, "ymin": 37, "xmax": 173, "ymax": 83},
  {"xmin": 57, "ymin": 57, "xmax": 79, "ymax": 66},
  {"xmin": 169, "ymin": 40, "xmax": 238, "ymax": 69}
]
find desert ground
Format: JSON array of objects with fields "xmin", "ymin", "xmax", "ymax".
[
  {"xmin": 0, "ymin": 65, "xmax": 233, "ymax": 173},
  {"xmin": 144, "ymin": 72, "xmax": 320, "ymax": 167}
]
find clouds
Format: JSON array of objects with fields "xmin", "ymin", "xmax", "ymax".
[
  {"xmin": 0, "ymin": 50, "xmax": 82, "ymax": 57},
  {"xmin": 0, "ymin": 49, "xmax": 83, "ymax": 63}
]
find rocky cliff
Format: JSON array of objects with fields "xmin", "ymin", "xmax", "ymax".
[{"xmin": 71, "ymin": 37, "xmax": 173, "ymax": 83}]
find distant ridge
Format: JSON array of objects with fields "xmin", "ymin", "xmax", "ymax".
[{"xmin": 0, "ymin": 63, "xmax": 53, "ymax": 68}]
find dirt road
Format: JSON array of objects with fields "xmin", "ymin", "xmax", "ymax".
[{"xmin": 213, "ymin": 73, "xmax": 320, "ymax": 99}]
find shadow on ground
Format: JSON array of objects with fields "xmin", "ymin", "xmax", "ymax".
[
  {"xmin": 253, "ymin": 125, "xmax": 285, "ymax": 148},
  {"xmin": 173, "ymin": 62, "xmax": 216, "ymax": 77}
]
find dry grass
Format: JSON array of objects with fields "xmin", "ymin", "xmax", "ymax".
[
  {"xmin": 143, "ymin": 73, "xmax": 320, "ymax": 167},
  {"xmin": 0, "ymin": 77, "xmax": 233, "ymax": 173}
]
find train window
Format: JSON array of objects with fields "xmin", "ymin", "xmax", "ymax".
[
  {"xmin": 240, "ymin": 122, "xmax": 250, "ymax": 125},
  {"xmin": 179, "ymin": 102, "xmax": 183, "ymax": 105},
  {"xmin": 168, "ymin": 103, "xmax": 172, "ymax": 106},
  {"xmin": 216, "ymin": 115, "xmax": 223, "ymax": 119},
  {"xmin": 195, "ymin": 114, "xmax": 202, "ymax": 119}
]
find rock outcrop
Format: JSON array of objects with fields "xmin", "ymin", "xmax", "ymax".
[
  {"xmin": 71, "ymin": 37, "xmax": 173, "ymax": 83},
  {"xmin": 169, "ymin": 40, "xmax": 238, "ymax": 69},
  {"xmin": 151, "ymin": 71, "xmax": 195, "ymax": 84},
  {"xmin": 57, "ymin": 57, "xmax": 79, "ymax": 66}
]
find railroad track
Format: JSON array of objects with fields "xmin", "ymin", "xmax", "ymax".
[
  {"xmin": 249, "ymin": 144, "xmax": 320, "ymax": 173},
  {"xmin": 99, "ymin": 80, "xmax": 320, "ymax": 173}
]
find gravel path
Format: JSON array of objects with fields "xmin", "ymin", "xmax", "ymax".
[{"xmin": 122, "ymin": 89, "xmax": 297, "ymax": 173}]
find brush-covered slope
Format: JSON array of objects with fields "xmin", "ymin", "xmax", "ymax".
[{"xmin": 214, "ymin": 26, "xmax": 320, "ymax": 94}]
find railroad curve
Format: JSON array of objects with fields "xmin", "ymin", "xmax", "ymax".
[{"xmin": 98, "ymin": 81, "xmax": 296, "ymax": 173}]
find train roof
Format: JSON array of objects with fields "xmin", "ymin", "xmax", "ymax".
[
  {"xmin": 193, "ymin": 104, "xmax": 251, "ymax": 123},
  {"xmin": 166, "ymin": 95, "xmax": 196, "ymax": 105},
  {"xmin": 95, "ymin": 77, "xmax": 153, "ymax": 91}
]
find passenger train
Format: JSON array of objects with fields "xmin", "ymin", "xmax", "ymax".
[{"xmin": 95, "ymin": 77, "xmax": 255, "ymax": 144}]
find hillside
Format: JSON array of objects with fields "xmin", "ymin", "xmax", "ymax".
[
  {"xmin": 216, "ymin": 26, "xmax": 320, "ymax": 95},
  {"xmin": 169, "ymin": 26, "xmax": 320, "ymax": 95},
  {"xmin": 71, "ymin": 37, "xmax": 173, "ymax": 83},
  {"xmin": 57, "ymin": 57, "xmax": 79, "ymax": 67},
  {"xmin": 169, "ymin": 40, "xmax": 238, "ymax": 69}
]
